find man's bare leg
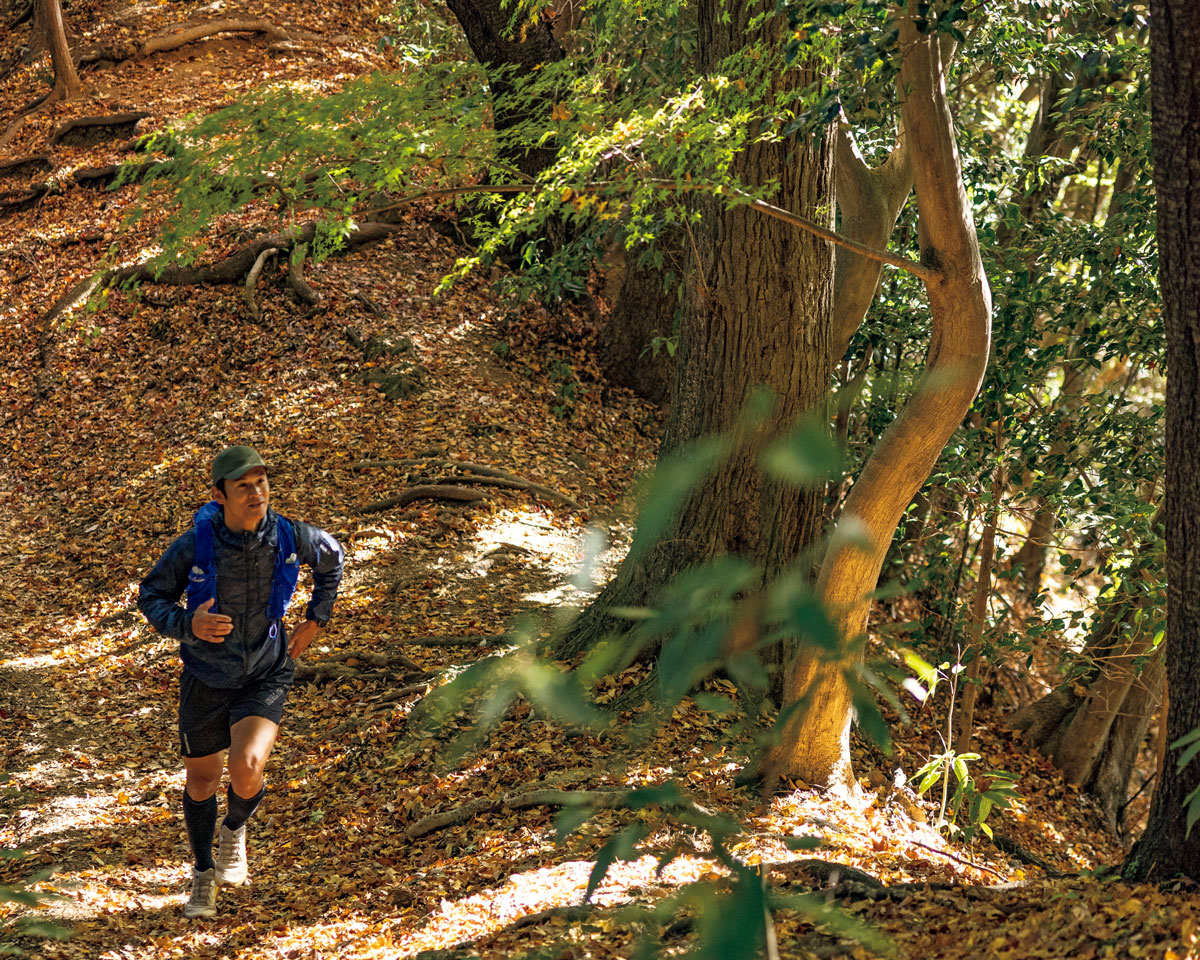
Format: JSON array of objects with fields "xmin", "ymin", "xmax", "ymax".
[{"xmin": 215, "ymin": 715, "xmax": 280, "ymax": 886}]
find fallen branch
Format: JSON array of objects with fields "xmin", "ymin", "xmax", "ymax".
[
  {"xmin": 356, "ymin": 485, "xmax": 489, "ymax": 514},
  {"xmin": 406, "ymin": 788, "xmax": 628, "ymax": 840},
  {"xmin": 769, "ymin": 859, "xmax": 1026, "ymax": 902},
  {"xmin": 401, "ymin": 635, "xmax": 510, "ymax": 647},
  {"xmin": 353, "ymin": 458, "xmax": 582, "ymax": 510},
  {"xmin": 244, "ymin": 246, "xmax": 278, "ymax": 320},
  {"xmin": 990, "ymin": 832, "xmax": 1067, "ymax": 878},
  {"xmin": 908, "ymin": 838, "xmax": 1005, "ymax": 879},
  {"xmin": 79, "ymin": 19, "xmax": 292, "ymax": 65}
]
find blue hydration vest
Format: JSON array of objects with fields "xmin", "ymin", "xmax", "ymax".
[{"xmin": 185, "ymin": 501, "xmax": 300, "ymax": 621}]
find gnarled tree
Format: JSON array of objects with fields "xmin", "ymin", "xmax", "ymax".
[{"xmin": 767, "ymin": 9, "xmax": 992, "ymax": 789}]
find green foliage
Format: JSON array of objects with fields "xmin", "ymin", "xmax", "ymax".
[
  {"xmin": 904, "ymin": 653, "xmax": 1020, "ymax": 840},
  {"xmin": 0, "ymin": 849, "xmax": 71, "ymax": 954},
  {"xmin": 1171, "ymin": 728, "xmax": 1200, "ymax": 838}
]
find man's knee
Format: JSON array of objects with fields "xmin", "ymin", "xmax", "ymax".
[
  {"xmin": 227, "ymin": 753, "xmax": 267, "ymax": 796},
  {"xmin": 185, "ymin": 770, "xmax": 222, "ymax": 801}
]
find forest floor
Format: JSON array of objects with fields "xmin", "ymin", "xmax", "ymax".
[{"xmin": 1, "ymin": 2, "xmax": 1198, "ymax": 958}]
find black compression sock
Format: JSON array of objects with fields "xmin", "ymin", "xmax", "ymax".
[
  {"xmin": 182, "ymin": 790, "xmax": 218, "ymax": 872},
  {"xmin": 223, "ymin": 784, "xmax": 265, "ymax": 832}
]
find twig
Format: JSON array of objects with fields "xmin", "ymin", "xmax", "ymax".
[{"xmin": 907, "ymin": 839, "xmax": 1005, "ymax": 879}]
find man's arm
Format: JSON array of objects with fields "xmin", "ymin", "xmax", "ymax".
[
  {"xmin": 137, "ymin": 532, "xmax": 199, "ymax": 643},
  {"xmin": 294, "ymin": 521, "xmax": 346, "ymax": 625},
  {"xmin": 287, "ymin": 521, "xmax": 345, "ymax": 659}
]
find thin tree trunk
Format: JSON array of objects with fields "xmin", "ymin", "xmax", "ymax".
[
  {"xmin": 766, "ymin": 14, "xmax": 991, "ymax": 789},
  {"xmin": 35, "ymin": 0, "xmax": 81, "ymax": 99},
  {"xmin": 954, "ymin": 456, "xmax": 1004, "ymax": 755},
  {"xmin": 1125, "ymin": 0, "xmax": 1200, "ymax": 882}
]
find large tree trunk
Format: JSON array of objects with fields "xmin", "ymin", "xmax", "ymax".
[
  {"xmin": 443, "ymin": 0, "xmax": 565, "ymax": 180},
  {"xmin": 34, "ymin": 0, "xmax": 81, "ymax": 99},
  {"xmin": 556, "ymin": 1, "xmax": 834, "ymax": 660},
  {"xmin": 766, "ymin": 13, "xmax": 991, "ymax": 789},
  {"xmin": 1124, "ymin": 0, "xmax": 1200, "ymax": 882},
  {"xmin": 597, "ymin": 241, "xmax": 677, "ymax": 405}
]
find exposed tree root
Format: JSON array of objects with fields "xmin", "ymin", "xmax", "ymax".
[
  {"xmin": 406, "ymin": 788, "xmax": 627, "ymax": 840},
  {"xmin": 34, "ymin": 220, "xmax": 401, "ymax": 397},
  {"xmin": 293, "ymin": 649, "xmax": 426, "ymax": 683},
  {"xmin": 1, "ymin": 160, "xmax": 164, "ymax": 216},
  {"xmin": 244, "ymin": 246, "xmax": 279, "ymax": 320},
  {"xmin": 79, "ymin": 20, "xmax": 292, "ymax": 66},
  {"xmin": 0, "ymin": 154, "xmax": 51, "ymax": 181},
  {"xmin": 402, "ymin": 635, "xmax": 510, "ymax": 648},
  {"xmin": 353, "ymin": 457, "xmax": 583, "ymax": 510},
  {"xmin": 286, "ymin": 246, "xmax": 320, "ymax": 306},
  {"xmin": 357, "ymin": 485, "xmax": 490, "ymax": 514}
]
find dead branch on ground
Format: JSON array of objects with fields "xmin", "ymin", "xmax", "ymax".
[
  {"xmin": 356, "ymin": 485, "xmax": 489, "ymax": 514},
  {"xmin": 406, "ymin": 788, "xmax": 628, "ymax": 840},
  {"xmin": 79, "ymin": 20, "xmax": 292, "ymax": 65},
  {"xmin": 353, "ymin": 458, "xmax": 582, "ymax": 510}
]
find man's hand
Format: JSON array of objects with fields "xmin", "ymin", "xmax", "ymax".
[
  {"xmin": 288, "ymin": 619, "xmax": 320, "ymax": 659},
  {"xmin": 191, "ymin": 598, "xmax": 232, "ymax": 643}
]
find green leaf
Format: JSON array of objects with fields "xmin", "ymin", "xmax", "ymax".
[
  {"xmin": 586, "ymin": 822, "xmax": 648, "ymax": 901},
  {"xmin": 761, "ymin": 419, "xmax": 841, "ymax": 488}
]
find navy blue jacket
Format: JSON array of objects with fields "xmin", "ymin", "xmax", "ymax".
[{"xmin": 138, "ymin": 507, "xmax": 344, "ymax": 688}]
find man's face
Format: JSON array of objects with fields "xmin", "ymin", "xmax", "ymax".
[{"xmin": 214, "ymin": 466, "xmax": 270, "ymax": 532}]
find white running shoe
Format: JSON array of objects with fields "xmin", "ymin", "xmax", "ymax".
[
  {"xmin": 215, "ymin": 823, "xmax": 248, "ymax": 886},
  {"xmin": 182, "ymin": 867, "xmax": 217, "ymax": 918}
]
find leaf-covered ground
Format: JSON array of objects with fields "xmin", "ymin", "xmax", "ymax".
[{"xmin": 2, "ymin": 3, "xmax": 1198, "ymax": 958}]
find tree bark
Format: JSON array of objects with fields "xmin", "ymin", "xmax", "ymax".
[
  {"xmin": 596, "ymin": 241, "xmax": 677, "ymax": 405},
  {"xmin": 34, "ymin": 0, "xmax": 81, "ymax": 99},
  {"xmin": 1124, "ymin": 0, "xmax": 1200, "ymax": 882},
  {"xmin": 555, "ymin": 1, "xmax": 834, "ymax": 661},
  {"xmin": 766, "ymin": 12, "xmax": 991, "ymax": 789},
  {"xmin": 1008, "ymin": 504, "xmax": 1164, "ymax": 832},
  {"xmin": 443, "ymin": 0, "xmax": 565, "ymax": 181}
]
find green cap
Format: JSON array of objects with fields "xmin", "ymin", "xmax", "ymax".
[{"xmin": 211, "ymin": 445, "xmax": 266, "ymax": 485}]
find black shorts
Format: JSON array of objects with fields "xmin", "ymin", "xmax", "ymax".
[{"xmin": 178, "ymin": 671, "xmax": 291, "ymax": 758}]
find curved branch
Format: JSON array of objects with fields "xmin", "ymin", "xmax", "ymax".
[
  {"xmin": 361, "ymin": 179, "xmax": 934, "ymax": 281},
  {"xmin": 244, "ymin": 247, "xmax": 278, "ymax": 320}
]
